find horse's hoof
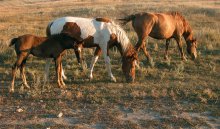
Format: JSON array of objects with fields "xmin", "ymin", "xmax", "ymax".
[
  {"xmin": 25, "ymin": 84, "xmax": 30, "ymax": 89},
  {"xmin": 111, "ymin": 77, "xmax": 117, "ymax": 82},
  {"xmin": 182, "ymin": 57, "xmax": 187, "ymax": 61},
  {"xmin": 61, "ymin": 85, "xmax": 67, "ymax": 89},
  {"xmin": 61, "ymin": 82, "xmax": 66, "ymax": 87},
  {"xmin": 9, "ymin": 88, "xmax": 14, "ymax": 93},
  {"xmin": 62, "ymin": 76, "xmax": 68, "ymax": 80},
  {"xmin": 89, "ymin": 75, "xmax": 93, "ymax": 81}
]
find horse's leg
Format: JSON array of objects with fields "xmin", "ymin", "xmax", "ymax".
[
  {"xmin": 164, "ymin": 39, "xmax": 171, "ymax": 60},
  {"xmin": 10, "ymin": 54, "xmax": 26, "ymax": 93},
  {"xmin": 135, "ymin": 34, "xmax": 151, "ymax": 62},
  {"xmin": 175, "ymin": 36, "xmax": 187, "ymax": 61},
  {"xmin": 135, "ymin": 38, "xmax": 142, "ymax": 52},
  {"xmin": 60, "ymin": 61, "xmax": 66, "ymax": 87},
  {"xmin": 10, "ymin": 64, "xmax": 18, "ymax": 93},
  {"xmin": 74, "ymin": 44, "xmax": 87, "ymax": 71},
  {"xmin": 102, "ymin": 46, "xmax": 116, "ymax": 82},
  {"xmin": 89, "ymin": 46, "xmax": 101, "ymax": 80},
  {"xmin": 44, "ymin": 58, "xmax": 52, "ymax": 85},
  {"xmin": 54, "ymin": 57, "xmax": 63, "ymax": 88},
  {"xmin": 61, "ymin": 63, "xmax": 67, "ymax": 80},
  {"xmin": 20, "ymin": 59, "xmax": 30, "ymax": 89},
  {"xmin": 80, "ymin": 48, "xmax": 88, "ymax": 71},
  {"xmin": 141, "ymin": 40, "xmax": 151, "ymax": 62}
]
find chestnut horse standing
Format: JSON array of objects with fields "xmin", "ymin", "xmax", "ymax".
[
  {"xmin": 46, "ymin": 17, "xmax": 138, "ymax": 82},
  {"xmin": 9, "ymin": 33, "xmax": 79, "ymax": 93},
  {"xmin": 119, "ymin": 12, "xmax": 197, "ymax": 61}
]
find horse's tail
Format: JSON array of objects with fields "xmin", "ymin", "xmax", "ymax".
[
  {"xmin": 9, "ymin": 38, "xmax": 18, "ymax": 47},
  {"xmin": 46, "ymin": 22, "xmax": 53, "ymax": 37},
  {"xmin": 118, "ymin": 14, "xmax": 136, "ymax": 25}
]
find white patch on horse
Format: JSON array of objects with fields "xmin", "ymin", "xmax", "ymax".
[
  {"xmin": 50, "ymin": 17, "xmax": 108, "ymax": 44},
  {"xmin": 48, "ymin": 17, "xmax": 132, "ymax": 81}
]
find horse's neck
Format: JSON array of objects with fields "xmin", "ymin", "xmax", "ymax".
[
  {"xmin": 183, "ymin": 25, "xmax": 193, "ymax": 41},
  {"xmin": 120, "ymin": 44, "xmax": 135, "ymax": 57},
  {"xmin": 180, "ymin": 16, "xmax": 193, "ymax": 41},
  {"xmin": 113, "ymin": 40, "xmax": 134, "ymax": 57}
]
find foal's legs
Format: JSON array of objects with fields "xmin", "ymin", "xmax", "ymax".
[
  {"xmin": 164, "ymin": 39, "xmax": 171, "ymax": 60},
  {"xmin": 175, "ymin": 36, "xmax": 187, "ymax": 61},
  {"xmin": 54, "ymin": 56, "xmax": 64, "ymax": 88},
  {"xmin": 10, "ymin": 53, "xmax": 26, "ymax": 93},
  {"xmin": 74, "ymin": 44, "xmax": 87, "ymax": 70},
  {"xmin": 10, "ymin": 65, "xmax": 18, "ymax": 93},
  {"xmin": 20, "ymin": 59, "xmax": 30, "ymax": 89},
  {"xmin": 89, "ymin": 46, "xmax": 101, "ymax": 80},
  {"xmin": 44, "ymin": 58, "xmax": 67, "ymax": 86}
]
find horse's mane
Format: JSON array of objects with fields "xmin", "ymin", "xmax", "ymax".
[
  {"xmin": 170, "ymin": 11, "xmax": 193, "ymax": 39},
  {"xmin": 107, "ymin": 21, "xmax": 131, "ymax": 52},
  {"xmin": 170, "ymin": 12, "xmax": 190, "ymax": 30}
]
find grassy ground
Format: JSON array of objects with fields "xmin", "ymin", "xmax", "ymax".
[{"xmin": 0, "ymin": 0, "xmax": 219, "ymax": 128}]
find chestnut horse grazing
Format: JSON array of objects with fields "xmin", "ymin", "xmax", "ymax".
[
  {"xmin": 119, "ymin": 12, "xmax": 197, "ymax": 61},
  {"xmin": 46, "ymin": 17, "xmax": 138, "ymax": 82},
  {"xmin": 9, "ymin": 33, "xmax": 79, "ymax": 93}
]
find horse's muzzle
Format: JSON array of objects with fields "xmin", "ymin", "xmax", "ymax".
[{"xmin": 191, "ymin": 52, "xmax": 197, "ymax": 60}]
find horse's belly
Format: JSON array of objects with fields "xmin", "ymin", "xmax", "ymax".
[
  {"xmin": 149, "ymin": 25, "xmax": 174, "ymax": 39},
  {"xmin": 149, "ymin": 31, "xmax": 173, "ymax": 39}
]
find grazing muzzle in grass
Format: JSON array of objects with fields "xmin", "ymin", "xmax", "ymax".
[
  {"xmin": 122, "ymin": 53, "xmax": 138, "ymax": 83},
  {"xmin": 187, "ymin": 38, "xmax": 197, "ymax": 60}
]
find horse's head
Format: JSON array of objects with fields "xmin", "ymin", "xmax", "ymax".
[
  {"xmin": 73, "ymin": 42, "xmax": 84, "ymax": 64},
  {"xmin": 122, "ymin": 50, "xmax": 138, "ymax": 83},
  {"xmin": 186, "ymin": 38, "xmax": 197, "ymax": 60}
]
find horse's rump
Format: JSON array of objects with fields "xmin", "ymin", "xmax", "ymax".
[{"xmin": 9, "ymin": 37, "xmax": 19, "ymax": 47}]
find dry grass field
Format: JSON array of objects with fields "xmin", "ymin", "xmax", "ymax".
[{"xmin": 0, "ymin": 0, "xmax": 219, "ymax": 128}]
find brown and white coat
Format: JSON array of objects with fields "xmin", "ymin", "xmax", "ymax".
[{"xmin": 46, "ymin": 17, "xmax": 138, "ymax": 82}]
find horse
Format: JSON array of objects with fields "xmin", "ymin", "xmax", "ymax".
[
  {"xmin": 9, "ymin": 33, "xmax": 80, "ymax": 93},
  {"xmin": 119, "ymin": 12, "xmax": 197, "ymax": 62},
  {"xmin": 46, "ymin": 17, "xmax": 138, "ymax": 83}
]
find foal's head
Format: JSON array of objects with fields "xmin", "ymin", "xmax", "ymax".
[
  {"xmin": 122, "ymin": 49, "xmax": 138, "ymax": 83},
  {"xmin": 186, "ymin": 38, "xmax": 197, "ymax": 60}
]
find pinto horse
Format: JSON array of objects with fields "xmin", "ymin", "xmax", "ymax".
[
  {"xmin": 46, "ymin": 17, "xmax": 138, "ymax": 82},
  {"xmin": 9, "ymin": 33, "xmax": 79, "ymax": 93},
  {"xmin": 119, "ymin": 12, "xmax": 197, "ymax": 61}
]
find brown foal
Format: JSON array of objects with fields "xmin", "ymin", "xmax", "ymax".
[{"xmin": 9, "ymin": 33, "xmax": 79, "ymax": 93}]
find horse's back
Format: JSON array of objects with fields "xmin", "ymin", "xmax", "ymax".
[
  {"xmin": 50, "ymin": 17, "xmax": 106, "ymax": 39},
  {"xmin": 133, "ymin": 12, "xmax": 177, "ymax": 39}
]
